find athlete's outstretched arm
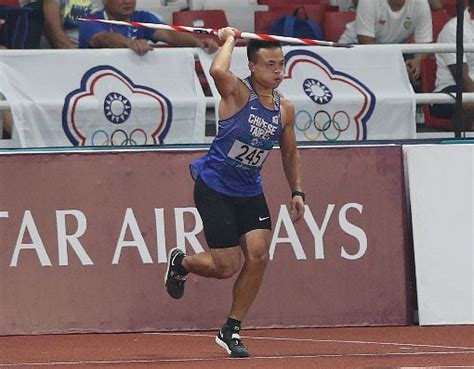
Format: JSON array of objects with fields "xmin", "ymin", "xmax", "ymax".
[{"xmin": 279, "ymin": 98, "xmax": 305, "ymax": 223}]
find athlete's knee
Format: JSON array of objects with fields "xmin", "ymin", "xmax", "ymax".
[{"xmin": 246, "ymin": 249, "xmax": 269, "ymax": 269}]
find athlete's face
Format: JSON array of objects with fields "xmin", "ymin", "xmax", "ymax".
[
  {"xmin": 249, "ymin": 47, "xmax": 285, "ymax": 89},
  {"xmin": 105, "ymin": 0, "xmax": 136, "ymax": 20}
]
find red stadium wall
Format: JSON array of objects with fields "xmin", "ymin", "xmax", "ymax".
[{"xmin": 0, "ymin": 146, "xmax": 415, "ymax": 335}]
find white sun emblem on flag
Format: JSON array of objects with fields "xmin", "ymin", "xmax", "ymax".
[
  {"xmin": 303, "ymin": 78, "xmax": 333, "ymax": 105},
  {"xmin": 104, "ymin": 92, "xmax": 132, "ymax": 124}
]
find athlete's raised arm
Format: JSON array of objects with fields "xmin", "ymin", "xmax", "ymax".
[
  {"xmin": 210, "ymin": 27, "xmax": 241, "ymax": 98},
  {"xmin": 209, "ymin": 28, "xmax": 250, "ymax": 121}
]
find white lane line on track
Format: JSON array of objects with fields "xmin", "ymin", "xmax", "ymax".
[
  {"xmin": 1, "ymin": 350, "xmax": 474, "ymax": 367},
  {"xmin": 145, "ymin": 332, "xmax": 474, "ymax": 351}
]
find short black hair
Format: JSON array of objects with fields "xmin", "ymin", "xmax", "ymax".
[{"xmin": 247, "ymin": 39, "xmax": 282, "ymax": 63}]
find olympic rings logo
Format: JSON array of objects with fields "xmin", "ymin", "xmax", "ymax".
[
  {"xmin": 90, "ymin": 128, "xmax": 148, "ymax": 146},
  {"xmin": 295, "ymin": 110, "xmax": 351, "ymax": 141}
]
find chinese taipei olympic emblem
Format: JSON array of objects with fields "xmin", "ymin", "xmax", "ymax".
[
  {"xmin": 62, "ymin": 65, "xmax": 172, "ymax": 146},
  {"xmin": 283, "ymin": 50, "xmax": 376, "ymax": 141}
]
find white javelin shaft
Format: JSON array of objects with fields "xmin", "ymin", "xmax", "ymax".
[{"xmin": 78, "ymin": 18, "xmax": 352, "ymax": 48}]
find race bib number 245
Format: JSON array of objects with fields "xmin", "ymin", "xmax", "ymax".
[{"xmin": 227, "ymin": 140, "xmax": 270, "ymax": 168}]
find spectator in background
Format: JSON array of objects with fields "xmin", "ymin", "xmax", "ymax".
[
  {"xmin": 0, "ymin": 0, "xmax": 44, "ymax": 48},
  {"xmin": 340, "ymin": 0, "xmax": 440, "ymax": 45},
  {"xmin": 338, "ymin": 0, "xmax": 432, "ymax": 82},
  {"xmin": 79, "ymin": 0, "xmax": 218, "ymax": 55},
  {"xmin": 0, "ymin": 0, "xmax": 44, "ymax": 140},
  {"xmin": 431, "ymin": 0, "xmax": 474, "ymax": 129},
  {"xmin": 43, "ymin": 0, "xmax": 102, "ymax": 48},
  {"xmin": 333, "ymin": 0, "xmax": 357, "ymax": 45}
]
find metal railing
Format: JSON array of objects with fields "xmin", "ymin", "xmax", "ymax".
[{"xmin": 1, "ymin": 43, "xmax": 474, "ymax": 112}]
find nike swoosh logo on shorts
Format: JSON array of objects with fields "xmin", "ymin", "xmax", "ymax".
[{"xmin": 259, "ymin": 216, "xmax": 270, "ymax": 221}]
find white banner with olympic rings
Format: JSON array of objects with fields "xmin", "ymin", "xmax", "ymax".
[
  {"xmin": 0, "ymin": 48, "xmax": 207, "ymax": 147},
  {"xmin": 198, "ymin": 45, "xmax": 416, "ymax": 142}
]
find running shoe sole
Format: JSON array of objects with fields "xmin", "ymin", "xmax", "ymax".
[{"xmin": 215, "ymin": 334, "xmax": 249, "ymax": 358}]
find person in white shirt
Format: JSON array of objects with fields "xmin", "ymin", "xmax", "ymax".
[
  {"xmin": 340, "ymin": 0, "xmax": 441, "ymax": 44},
  {"xmin": 338, "ymin": 0, "xmax": 433, "ymax": 81},
  {"xmin": 431, "ymin": 1, "xmax": 474, "ymax": 128}
]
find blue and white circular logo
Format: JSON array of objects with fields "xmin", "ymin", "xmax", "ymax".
[
  {"xmin": 303, "ymin": 78, "xmax": 333, "ymax": 105},
  {"xmin": 104, "ymin": 92, "xmax": 132, "ymax": 124}
]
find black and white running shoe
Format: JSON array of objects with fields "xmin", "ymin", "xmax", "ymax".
[
  {"xmin": 164, "ymin": 248, "xmax": 187, "ymax": 299},
  {"xmin": 215, "ymin": 329, "xmax": 250, "ymax": 358}
]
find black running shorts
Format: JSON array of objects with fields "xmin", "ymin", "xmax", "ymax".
[{"xmin": 193, "ymin": 177, "xmax": 272, "ymax": 249}]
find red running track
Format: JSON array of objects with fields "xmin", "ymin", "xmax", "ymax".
[{"xmin": 1, "ymin": 326, "xmax": 473, "ymax": 368}]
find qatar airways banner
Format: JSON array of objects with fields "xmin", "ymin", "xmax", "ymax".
[
  {"xmin": 0, "ymin": 146, "xmax": 413, "ymax": 335},
  {"xmin": 198, "ymin": 45, "xmax": 416, "ymax": 141},
  {"xmin": 0, "ymin": 49, "xmax": 206, "ymax": 147}
]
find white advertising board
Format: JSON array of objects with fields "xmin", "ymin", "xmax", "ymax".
[{"xmin": 405, "ymin": 144, "xmax": 474, "ymax": 325}]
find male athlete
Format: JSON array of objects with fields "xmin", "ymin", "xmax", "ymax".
[{"xmin": 164, "ymin": 27, "xmax": 305, "ymax": 358}]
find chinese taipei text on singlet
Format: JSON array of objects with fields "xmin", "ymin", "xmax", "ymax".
[{"xmin": 190, "ymin": 77, "xmax": 284, "ymax": 197}]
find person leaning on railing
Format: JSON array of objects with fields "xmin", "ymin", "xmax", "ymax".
[
  {"xmin": 339, "ymin": 0, "xmax": 442, "ymax": 45},
  {"xmin": 431, "ymin": 0, "xmax": 474, "ymax": 130},
  {"xmin": 78, "ymin": 0, "xmax": 218, "ymax": 55},
  {"xmin": 339, "ymin": 0, "xmax": 433, "ymax": 82},
  {"xmin": 0, "ymin": 0, "xmax": 44, "ymax": 140}
]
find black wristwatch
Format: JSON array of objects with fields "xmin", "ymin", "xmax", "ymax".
[{"xmin": 291, "ymin": 190, "xmax": 305, "ymax": 202}]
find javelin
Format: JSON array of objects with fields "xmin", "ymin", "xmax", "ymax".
[{"xmin": 79, "ymin": 18, "xmax": 353, "ymax": 48}]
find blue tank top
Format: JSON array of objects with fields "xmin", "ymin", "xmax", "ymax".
[{"xmin": 190, "ymin": 77, "xmax": 283, "ymax": 197}]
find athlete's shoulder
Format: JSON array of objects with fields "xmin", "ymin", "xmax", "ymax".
[
  {"xmin": 279, "ymin": 95, "xmax": 295, "ymax": 129},
  {"xmin": 234, "ymin": 78, "xmax": 252, "ymax": 103},
  {"xmin": 239, "ymin": 77, "xmax": 252, "ymax": 93},
  {"xmin": 279, "ymin": 94, "xmax": 295, "ymax": 112}
]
